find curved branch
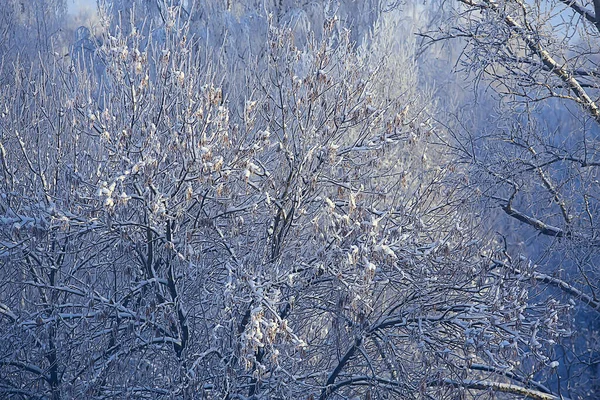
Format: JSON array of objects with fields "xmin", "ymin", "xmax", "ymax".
[
  {"xmin": 494, "ymin": 259, "xmax": 600, "ymax": 314},
  {"xmin": 316, "ymin": 373, "xmax": 559, "ymax": 400},
  {"xmin": 326, "ymin": 375, "xmax": 415, "ymax": 396},
  {"xmin": 434, "ymin": 378, "xmax": 567, "ymax": 400},
  {"xmin": 469, "ymin": 363, "xmax": 551, "ymax": 394}
]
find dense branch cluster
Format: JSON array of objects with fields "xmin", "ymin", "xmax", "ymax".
[
  {"xmin": 0, "ymin": 0, "xmax": 597, "ymax": 399},
  {"xmin": 430, "ymin": 0, "xmax": 600, "ymax": 397}
]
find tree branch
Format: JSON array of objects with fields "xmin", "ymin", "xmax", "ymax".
[
  {"xmin": 593, "ymin": 0, "xmax": 600, "ymax": 31},
  {"xmin": 434, "ymin": 378, "xmax": 567, "ymax": 400},
  {"xmin": 0, "ymin": 361, "xmax": 50, "ymax": 382},
  {"xmin": 494, "ymin": 260, "xmax": 600, "ymax": 314},
  {"xmin": 558, "ymin": 0, "xmax": 597, "ymax": 28},
  {"xmin": 459, "ymin": 0, "xmax": 600, "ymax": 123},
  {"xmin": 319, "ymin": 335, "xmax": 363, "ymax": 400},
  {"xmin": 501, "ymin": 203, "xmax": 565, "ymax": 237},
  {"xmin": 469, "ymin": 363, "xmax": 551, "ymax": 394},
  {"xmin": 0, "ymin": 302, "xmax": 17, "ymax": 322}
]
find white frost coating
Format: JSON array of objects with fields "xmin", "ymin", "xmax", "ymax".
[
  {"xmin": 324, "ymin": 197, "xmax": 335, "ymax": 209},
  {"xmin": 375, "ymin": 243, "xmax": 397, "ymax": 258}
]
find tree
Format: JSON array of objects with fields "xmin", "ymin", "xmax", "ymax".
[
  {"xmin": 425, "ymin": 0, "xmax": 600, "ymax": 397},
  {"xmin": 0, "ymin": 1, "xmax": 575, "ymax": 399}
]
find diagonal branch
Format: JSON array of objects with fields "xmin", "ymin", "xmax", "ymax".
[
  {"xmin": 0, "ymin": 361, "xmax": 50, "ymax": 382},
  {"xmin": 494, "ymin": 259, "xmax": 600, "ymax": 314},
  {"xmin": 593, "ymin": 0, "xmax": 600, "ymax": 31},
  {"xmin": 0, "ymin": 303, "xmax": 17, "ymax": 322},
  {"xmin": 459, "ymin": 0, "xmax": 600, "ymax": 123},
  {"xmin": 434, "ymin": 378, "xmax": 567, "ymax": 400},
  {"xmin": 319, "ymin": 335, "xmax": 363, "ymax": 400},
  {"xmin": 558, "ymin": 0, "xmax": 597, "ymax": 28},
  {"xmin": 469, "ymin": 363, "xmax": 552, "ymax": 394},
  {"xmin": 501, "ymin": 203, "xmax": 565, "ymax": 237}
]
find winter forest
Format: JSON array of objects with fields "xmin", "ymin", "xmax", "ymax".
[{"xmin": 1, "ymin": 0, "xmax": 600, "ymax": 399}]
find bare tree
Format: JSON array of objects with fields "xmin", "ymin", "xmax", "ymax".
[
  {"xmin": 0, "ymin": 1, "xmax": 578, "ymax": 399},
  {"xmin": 424, "ymin": 0, "xmax": 600, "ymax": 397}
]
